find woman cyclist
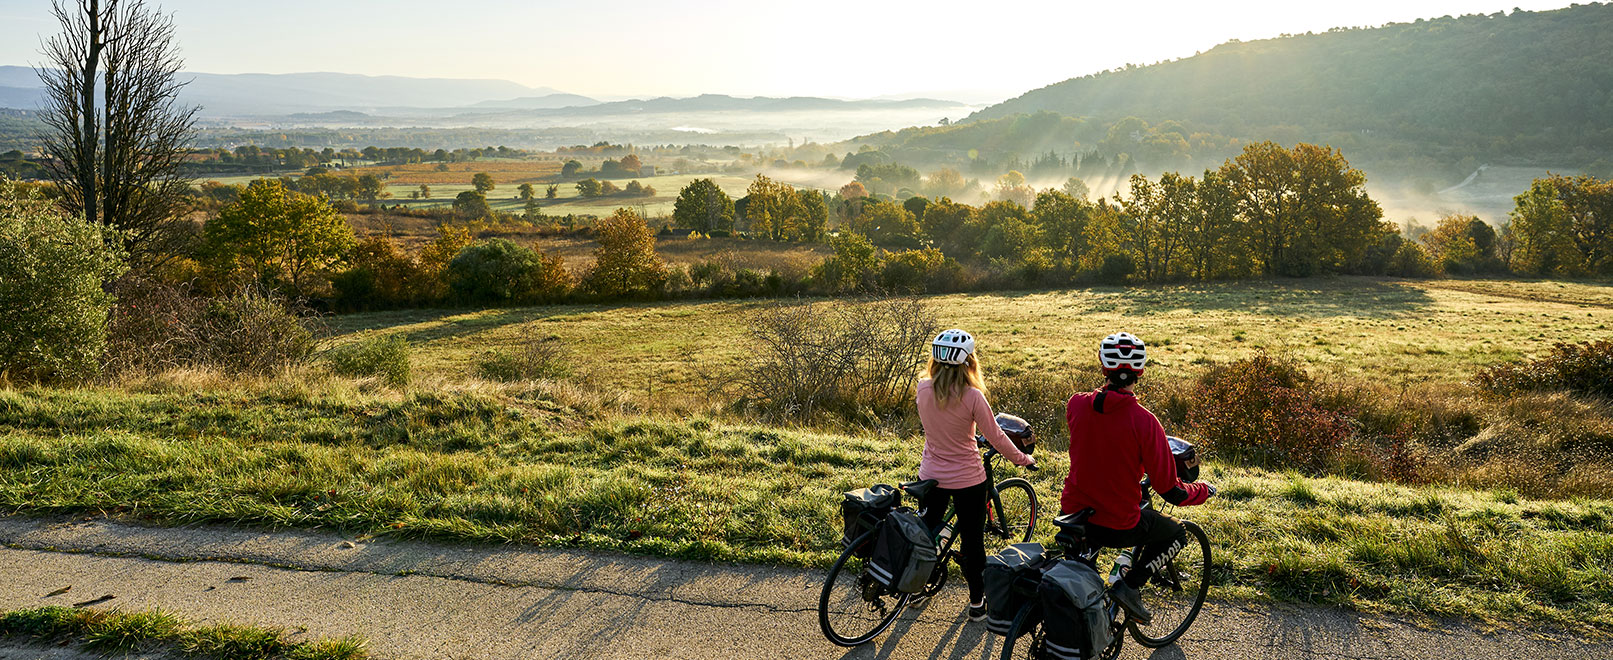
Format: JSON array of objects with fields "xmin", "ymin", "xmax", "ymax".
[
  {"xmin": 1061, "ymin": 332, "xmax": 1216, "ymax": 625},
  {"xmin": 916, "ymin": 329, "xmax": 1037, "ymax": 621}
]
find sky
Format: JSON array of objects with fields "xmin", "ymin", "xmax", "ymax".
[{"xmin": 0, "ymin": 0, "xmax": 1584, "ymax": 102}]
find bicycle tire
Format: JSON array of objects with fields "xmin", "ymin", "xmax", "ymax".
[
  {"xmin": 1126, "ymin": 519, "xmax": 1211, "ymax": 647},
  {"xmin": 998, "ymin": 602, "xmax": 1042, "ymax": 660},
  {"xmin": 818, "ymin": 528, "xmax": 910, "ymax": 646},
  {"xmin": 988, "ymin": 477, "xmax": 1039, "ymax": 552}
]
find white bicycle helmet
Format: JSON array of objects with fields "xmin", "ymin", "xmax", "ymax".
[
  {"xmin": 1098, "ymin": 332, "xmax": 1147, "ymax": 373},
  {"xmin": 931, "ymin": 329, "xmax": 975, "ymax": 365}
]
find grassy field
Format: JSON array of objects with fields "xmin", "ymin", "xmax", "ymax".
[
  {"xmin": 375, "ymin": 173, "xmax": 763, "ymax": 218},
  {"xmin": 0, "ymin": 379, "xmax": 1607, "ymax": 631},
  {"xmin": 0, "ymin": 605, "xmax": 367, "ymax": 659},
  {"xmin": 2, "ymin": 277, "xmax": 1611, "ymax": 632},
  {"xmin": 325, "ymin": 277, "xmax": 1613, "ymax": 400}
]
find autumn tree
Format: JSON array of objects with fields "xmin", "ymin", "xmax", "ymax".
[
  {"xmin": 587, "ymin": 208, "xmax": 666, "ymax": 297},
  {"xmin": 545, "ymin": 184, "xmax": 559, "ymax": 199},
  {"xmin": 1061, "ymin": 177, "xmax": 1091, "ymax": 201},
  {"xmin": 39, "ymin": 0, "xmax": 199, "ymax": 266},
  {"xmin": 672, "ymin": 178, "xmax": 734, "ymax": 233},
  {"xmin": 1121, "ymin": 172, "xmax": 1194, "ymax": 282},
  {"xmin": 924, "ymin": 168, "xmax": 968, "ymax": 199},
  {"xmin": 995, "ymin": 170, "xmax": 1034, "ymax": 208},
  {"xmin": 575, "ymin": 178, "xmax": 603, "ymax": 198},
  {"xmin": 620, "ymin": 154, "xmax": 643, "ymax": 173},
  {"xmin": 1183, "ymin": 169, "xmax": 1240, "ymax": 279},
  {"xmin": 1030, "ymin": 189, "xmax": 1090, "ymax": 268},
  {"xmin": 517, "ymin": 183, "xmax": 535, "ymax": 201},
  {"xmin": 356, "ymin": 174, "xmax": 385, "ymax": 202},
  {"xmin": 472, "ymin": 172, "xmax": 495, "ymax": 194},
  {"xmin": 203, "ymin": 179, "xmax": 354, "ymax": 296},
  {"xmin": 418, "ymin": 183, "xmax": 431, "ymax": 199},
  {"xmin": 1218, "ymin": 142, "xmax": 1381, "ymax": 276},
  {"xmin": 744, "ymin": 174, "xmax": 793, "ymax": 240}
]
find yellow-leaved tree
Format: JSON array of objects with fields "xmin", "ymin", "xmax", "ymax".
[{"xmin": 587, "ymin": 208, "xmax": 666, "ymax": 298}]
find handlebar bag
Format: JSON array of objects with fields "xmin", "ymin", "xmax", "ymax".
[
  {"xmin": 1038, "ymin": 559, "xmax": 1110, "ymax": 659},
  {"xmin": 983, "ymin": 542, "xmax": 1050, "ymax": 636},
  {"xmin": 866, "ymin": 510, "xmax": 939, "ymax": 594},
  {"xmin": 841, "ymin": 484, "xmax": 899, "ymax": 558}
]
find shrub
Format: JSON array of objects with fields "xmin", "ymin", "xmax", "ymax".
[
  {"xmin": 194, "ymin": 288, "xmax": 318, "ymax": 375},
  {"xmin": 1187, "ymin": 354, "xmax": 1350, "ymax": 473},
  {"xmin": 446, "ymin": 239, "xmax": 572, "ymax": 304},
  {"xmin": 330, "ymin": 234, "xmax": 426, "ymax": 311},
  {"xmin": 326, "ymin": 335, "xmax": 411, "ymax": 386},
  {"xmin": 474, "ymin": 333, "xmax": 571, "ymax": 381},
  {"xmin": 1097, "ymin": 253, "xmax": 1135, "ymax": 284},
  {"xmin": 878, "ymin": 247, "xmax": 960, "ymax": 292},
  {"xmin": 0, "ymin": 179, "xmax": 127, "ymax": 382},
  {"xmin": 1476, "ymin": 340, "xmax": 1613, "ymax": 399},
  {"xmin": 1387, "ymin": 241, "xmax": 1441, "ymax": 278},
  {"xmin": 736, "ymin": 296, "xmax": 936, "ymax": 423}
]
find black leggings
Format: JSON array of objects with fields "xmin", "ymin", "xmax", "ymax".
[
  {"xmin": 1080, "ymin": 508, "xmax": 1187, "ymax": 589},
  {"xmin": 919, "ymin": 479, "xmax": 989, "ymax": 603}
]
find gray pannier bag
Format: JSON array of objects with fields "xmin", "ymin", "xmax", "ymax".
[
  {"xmin": 982, "ymin": 542, "xmax": 1049, "ymax": 636},
  {"xmin": 1037, "ymin": 559, "xmax": 1109, "ymax": 659},
  {"xmin": 841, "ymin": 484, "xmax": 899, "ymax": 557},
  {"xmin": 866, "ymin": 510, "xmax": 939, "ymax": 594}
]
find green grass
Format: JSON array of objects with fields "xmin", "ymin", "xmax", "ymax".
[
  {"xmin": 0, "ymin": 606, "xmax": 367, "ymax": 660},
  {"xmin": 1, "ymin": 381, "xmax": 1609, "ymax": 631},
  {"xmin": 324, "ymin": 277, "xmax": 1613, "ymax": 400}
]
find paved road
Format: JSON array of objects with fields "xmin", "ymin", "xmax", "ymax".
[{"xmin": 0, "ymin": 516, "xmax": 1603, "ymax": 660}]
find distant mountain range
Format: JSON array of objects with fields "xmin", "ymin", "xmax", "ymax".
[{"xmin": 0, "ymin": 67, "xmax": 584, "ymax": 114}]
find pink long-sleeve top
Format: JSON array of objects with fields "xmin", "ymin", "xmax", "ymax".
[{"xmin": 916, "ymin": 379, "xmax": 1035, "ymax": 489}]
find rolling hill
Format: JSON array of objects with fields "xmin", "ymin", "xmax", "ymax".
[{"xmin": 964, "ymin": 3, "xmax": 1613, "ymax": 168}]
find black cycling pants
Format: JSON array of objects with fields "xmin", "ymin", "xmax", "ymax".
[
  {"xmin": 919, "ymin": 478, "xmax": 989, "ymax": 603},
  {"xmin": 1081, "ymin": 508, "xmax": 1186, "ymax": 589}
]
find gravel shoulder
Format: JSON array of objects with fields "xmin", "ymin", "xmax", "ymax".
[{"xmin": 0, "ymin": 516, "xmax": 1603, "ymax": 660}]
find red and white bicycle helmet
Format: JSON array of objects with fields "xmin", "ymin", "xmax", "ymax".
[
  {"xmin": 1098, "ymin": 332, "xmax": 1147, "ymax": 374},
  {"xmin": 931, "ymin": 329, "xmax": 975, "ymax": 365}
]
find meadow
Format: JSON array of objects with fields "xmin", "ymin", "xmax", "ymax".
[{"xmin": 2, "ymin": 277, "xmax": 1611, "ymax": 632}]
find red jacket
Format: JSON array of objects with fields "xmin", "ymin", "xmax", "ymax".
[{"xmin": 1061, "ymin": 388, "xmax": 1209, "ymax": 529}]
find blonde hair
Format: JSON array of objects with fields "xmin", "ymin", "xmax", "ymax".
[{"xmin": 926, "ymin": 353, "xmax": 987, "ymax": 408}]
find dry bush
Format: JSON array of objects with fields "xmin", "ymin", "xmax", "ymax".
[
  {"xmin": 475, "ymin": 332, "xmax": 572, "ymax": 382},
  {"xmin": 1186, "ymin": 353, "xmax": 1350, "ymax": 473},
  {"xmin": 105, "ymin": 278, "xmax": 319, "ymax": 376},
  {"xmin": 1476, "ymin": 340, "xmax": 1613, "ymax": 399},
  {"xmin": 735, "ymin": 296, "xmax": 936, "ymax": 423}
]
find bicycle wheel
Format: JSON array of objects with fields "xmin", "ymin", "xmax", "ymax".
[
  {"xmin": 998, "ymin": 603, "xmax": 1043, "ymax": 660},
  {"xmin": 819, "ymin": 529, "xmax": 910, "ymax": 646},
  {"xmin": 1127, "ymin": 520, "xmax": 1211, "ymax": 647},
  {"xmin": 986, "ymin": 478, "xmax": 1039, "ymax": 553},
  {"xmin": 919, "ymin": 513, "xmax": 958, "ymax": 599}
]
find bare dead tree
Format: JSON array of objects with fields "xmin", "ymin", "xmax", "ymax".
[{"xmin": 38, "ymin": 0, "xmax": 198, "ymax": 267}]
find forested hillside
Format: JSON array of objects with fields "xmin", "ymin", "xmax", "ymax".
[{"xmin": 960, "ymin": 4, "xmax": 1613, "ymax": 171}]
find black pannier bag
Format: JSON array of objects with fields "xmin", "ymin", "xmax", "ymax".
[
  {"xmin": 982, "ymin": 542, "xmax": 1050, "ymax": 636},
  {"xmin": 866, "ymin": 510, "xmax": 939, "ymax": 594},
  {"xmin": 1037, "ymin": 559, "xmax": 1109, "ymax": 659},
  {"xmin": 840, "ymin": 484, "xmax": 899, "ymax": 557}
]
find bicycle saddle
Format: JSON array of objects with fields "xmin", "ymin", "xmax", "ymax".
[
  {"xmin": 1051, "ymin": 508, "xmax": 1095, "ymax": 537},
  {"xmin": 899, "ymin": 479, "xmax": 939, "ymax": 500}
]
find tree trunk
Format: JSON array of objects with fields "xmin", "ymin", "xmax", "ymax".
[{"xmin": 79, "ymin": 0, "xmax": 103, "ymax": 227}]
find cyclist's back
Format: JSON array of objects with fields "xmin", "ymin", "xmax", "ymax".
[
  {"xmin": 1060, "ymin": 332, "xmax": 1213, "ymax": 625},
  {"xmin": 1060, "ymin": 387, "xmax": 1198, "ymax": 528}
]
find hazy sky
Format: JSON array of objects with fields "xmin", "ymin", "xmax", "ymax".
[{"xmin": 0, "ymin": 0, "xmax": 1582, "ymax": 102}]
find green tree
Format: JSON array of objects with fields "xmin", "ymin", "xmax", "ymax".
[
  {"xmin": 1121, "ymin": 172, "xmax": 1194, "ymax": 282},
  {"xmin": 795, "ymin": 189, "xmax": 829, "ymax": 242},
  {"xmin": 561, "ymin": 160, "xmax": 583, "ymax": 177},
  {"xmin": 545, "ymin": 184, "xmax": 559, "ymax": 199},
  {"xmin": 588, "ymin": 208, "xmax": 667, "ymax": 297},
  {"xmin": 356, "ymin": 174, "xmax": 386, "ymax": 202},
  {"xmin": 744, "ymin": 174, "xmax": 792, "ymax": 239},
  {"xmin": 854, "ymin": 199, "xmax": 922, "ymax": 248},
  {"xmin": 418, "ymin": 184, "xmax": 431, "ymax": 199},
  {"xmin": 1031, "ymin": 189, "xmax": 1090, "ymax": 269},
  {"xmin": 447, "ymin": 239, "xmax": 571, "ymax": 304},
  {"xmin": 472, "ymin": 172, "xmax": 495, "ymax": 195},
  {"xmin": 672, "ymin": 178, "xmax": 735, "ymax": 233},
  {"xmin": 1061, "ymin": 177, "xmax": 1091, "ymax": 201},
  {"xmin": 517, "ymin": 183, "xmax": 535, "ymax": 201},
  {"xmin": 453, "ymin": 190, "xmax": 493, "ymax": 220},
  {"xmin": 812, "ymin": 232, "xmax": 879, "ymax": 292},
  {"xmin": 204, "ymin": 179, "xmax": 355, "ymax": 295},
  {"xmin": 0, "ymin": 179, "xmax": 126, "ymax": 382},
  {"xmin": 1184, "ymin": 169, "xmax": 1240, "ymax": 279},
  {"xmin": 1219, "ymin": 142, "xmax": 1381, "ymax": 276},
  {"xmin": 1508, "ymin": 177, "xmax": 1581, "ymax": 276},
  {"xmin": 575, "ymin": 178, "xmax": 604, "ymax": 198}
]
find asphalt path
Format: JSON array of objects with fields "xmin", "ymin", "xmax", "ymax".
[{"xmin": 0, "ymin": 517, "xmax": 1603, "ymax": 659}]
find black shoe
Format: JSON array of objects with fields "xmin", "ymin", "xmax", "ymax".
[
  {"xmin": 967, "ymin": 600, "xmax": 988, "ymax": 622},
  {"xmin": 1111, "ymin": 581, "xmax": 1152, "ymax": 625}
]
